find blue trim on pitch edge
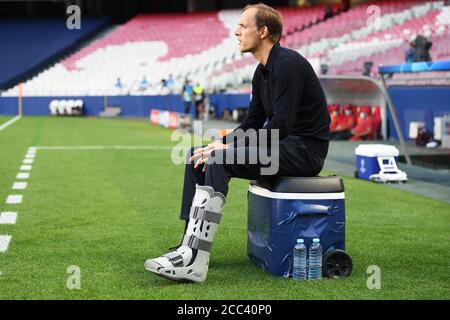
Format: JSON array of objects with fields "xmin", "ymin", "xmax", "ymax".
[
  {"xmin": 379, "ymin": 60, "xmax": 450, "ymax": 74},
  {"xmin": 0, "ymin": 95, "xmax": 185, "ymax": 117},
  {"xmin": 0, "ymin": 94, "xmax": 251, "ymax": 118}
]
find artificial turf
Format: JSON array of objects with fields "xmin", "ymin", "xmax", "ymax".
[{"xmin": 0, "ymin": 116, "xmax": 448, "ymax": 299}]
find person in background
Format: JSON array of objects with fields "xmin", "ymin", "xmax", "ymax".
[
  {"xmin": 139, "ymin": 76, "xmax": 149, "ymax": 91},
  {"xmin": 182, "ymin": 79, "xmax": 194, "ymax": 115},
  {"xmin": 166, "ymin": 74, "xmax": 175, "ymax": 93},
  {"xmin": 115, "ymin": 77, "xmax": 125, "ymax": 94},
  {"xmin": 193, "ymin": 82, "xmax": 205, "ymax": 119},
  {"xmin": 115, "ymin": 77, "xmax": 123, "ymax": 90},
  {"xmin": 351, "ymin": 106, "xmax": 373, "ymax": 140},
  {"xmin": 332, "ymin": 104, "xmax": 355, "ymax": 140},
  {"xmin": 413, "ymin": 34, "xmax": 433, "ymax": 62},
  {"xmin": 416, "ymin": 125, "xmax": 433, "ymax": 146},
  {"xmin": 329, "ymin": 104, "xmax": 342, "ymax": 138}
]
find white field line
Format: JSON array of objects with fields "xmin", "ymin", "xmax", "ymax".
[
  {"xmin": 0, "ymin": 235, "xmax": 12, "ymax": 252},
  {"xmin": 0, "ymin": 115, "xmax": 21, "ymax": 132},
  {"xmin": 6, "ymin": 195, "xmax": 23, "ymax": 204},
  {"xmin": 16, "ymin": 172, "xmax": 30, "ymax": 179},
  {"xmin": 0, "ymin": 144, "xmax": 185, "ymax": 256},
  {"xmin": 34, "ymin": 145, "xmax": 177, "ymax": 151},
  {"xmin": 0, "ymin": 212, "xmax": 17, "ymax": 225},
  {"xmin": 12, "ymin": 182, "xmax": 27, "ymax": 190}
]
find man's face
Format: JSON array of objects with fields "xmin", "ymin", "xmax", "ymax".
[{"xmin": 235, "ymin": 8, "xmax": 261, "ymax": 53}]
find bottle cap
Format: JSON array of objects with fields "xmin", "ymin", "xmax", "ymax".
[
  {"xmin": 296, "ymin": 239, "xmax": 304, "ymax": 243},
  {"xmin": 313, "ymin": 238, "xmax": 320, "ymax": 243}
]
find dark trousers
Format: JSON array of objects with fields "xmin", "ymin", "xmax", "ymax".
[
  {"xmin": 179, "ymin": 135, "xmax": 326, "ymax": 220},
  {"xmin": 330, "ymin": 130, "xmax": 352, "ymax": 140},
  {"xmin": 184, "ymin": 101, "xmax": 192, "ymax": 115}
]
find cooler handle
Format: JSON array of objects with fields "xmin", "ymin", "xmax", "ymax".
[
  {"xmin": 278, "ymin": 204, "xmax": 332, "ymax": 226},
  {"xmin": 293, "ymin": 204, "xmax": 332, "ymax": 216}
]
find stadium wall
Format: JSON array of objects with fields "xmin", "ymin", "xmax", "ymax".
[
  {"xmin": 0, "ymin": 93, "xmax": 249, "ymax": 118},
  {"xmin": 387, "ymin": 86, "xmax": 450, "ymax": 140},
  {"xmin": 0, "ymin": 95, "xmax": 181, "ymax": 117},
  {"xmin": 2, "ymin": 87, "xmax": 449, "ymax": 141}
]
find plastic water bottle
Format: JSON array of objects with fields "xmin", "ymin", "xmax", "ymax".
[
  {"xmin": 308, "ymin": 238, "xmax": 323, "ymax": 280},
  {"xmin": 293, "ymin": 239, "xmax": 307, "ymax": 280}
]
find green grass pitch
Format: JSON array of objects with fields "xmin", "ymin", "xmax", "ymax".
[{"xmin": 0, "ymin": 116, "xmax": 449, "ymax": 299}]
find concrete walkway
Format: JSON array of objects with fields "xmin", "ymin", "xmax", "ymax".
[{"xmin": 324, "ymin": 140, "xmax": 450, "ymax": 204}]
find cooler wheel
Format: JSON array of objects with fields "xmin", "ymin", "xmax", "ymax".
[{"xmin": 322, "ymin": 249, "xmax": 353, "ymax": 278}]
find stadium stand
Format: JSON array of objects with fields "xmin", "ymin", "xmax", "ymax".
[
  {"xmin": 205, "ymin": 0, "xmax": 446, "ymax": 90},
  {"xmin": 2, "ymin": 11, "xmax": 241, "ymax": 97},
  {"xmin": 0, "ymin": 17, "xmax": 111, "ymax": 90},
  {"xmin": 1, "ymin": 0, "xmax": 447, "ymax": 97},
  {"xmin": 328, "ymin": 3, "xmax": 449, "ymax": 75}
]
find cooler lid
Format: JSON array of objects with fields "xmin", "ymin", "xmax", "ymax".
[
  {"xmin": 354, "ymin": 144, "xmax": 399, "ymax": 157},
  {"xmin": 250, "ymin": 176, "xmax": 345, "ymax": 193}
]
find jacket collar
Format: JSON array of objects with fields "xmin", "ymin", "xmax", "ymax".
[{"xmin": 262, "ymin": 42, "xmax": 281, "ymax": 73}]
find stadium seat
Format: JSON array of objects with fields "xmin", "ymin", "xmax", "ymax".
[{"xmin": 3, "ymin": 0, "xmax": 448, "ymax": 97}]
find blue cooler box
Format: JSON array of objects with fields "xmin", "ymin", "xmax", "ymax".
[
  {"xmin": 355, "ymin": 144, "xmax": 400, "ymax": 180},
  {"xmin": 247, "ymin": 176, "xmax": 346, "ymax": 277}
]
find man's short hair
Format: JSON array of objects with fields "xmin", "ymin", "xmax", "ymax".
[{"xmin": 243, "ymin": 3, "xmax": 283, "ymax": 43}]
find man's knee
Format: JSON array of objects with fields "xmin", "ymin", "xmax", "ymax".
[
  {"xmin": 207, "ymin": 150, "xmax": 233, "ymax": 175},
  {"xmin": 208, "ymin": 148, "xmax": 230, "ymax": 165},
  {"xmin": 205, "ymin": 162, "xmax": 228, "ymax": 176}
]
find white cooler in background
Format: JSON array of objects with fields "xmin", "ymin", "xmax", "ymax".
[
  {"xmin": 442, "ymin": 115, "xmax": 450, "ymax": 149},
  {"xmin": 355, "ymin": 144, "xmax": 407, "ymax": 183}
]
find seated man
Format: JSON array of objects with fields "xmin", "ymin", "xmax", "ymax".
[
  {"xmin": 329, "ymin": 104, "xmax": 342, "ymax": 139},
  {"xmin": 144, "ymin": 4, "xmax": 330, "ymax": 283},
  {"xmin": 332, "ymin": 104, "xmax": 355, "ymax": 140},
  {"xmin": 351, "ymin": 106, "xmax": 373, "ymax": 140}
]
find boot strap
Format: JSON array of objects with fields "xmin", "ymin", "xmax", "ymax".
[
  {"xmin": 189, "ymin": 206, "xmax": 222, "ymax": 224},
  {"xmin": 182, "ymin": 234, "xmax": 213, "ymax": 252},
  {"xmin": 163, "ymin": 251, "xmax": 184, "ymax": 267}
]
